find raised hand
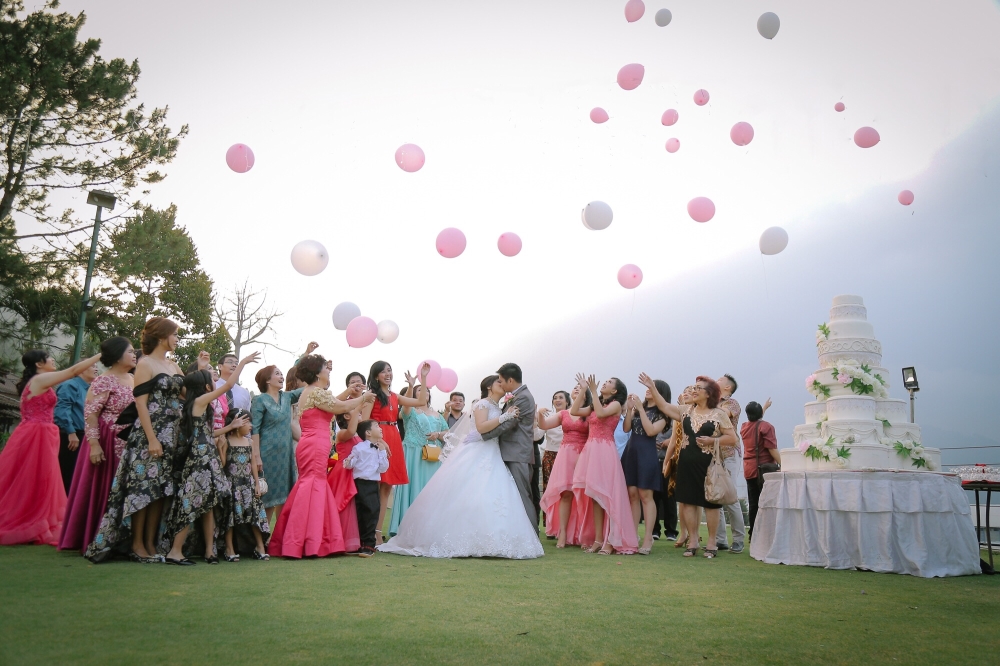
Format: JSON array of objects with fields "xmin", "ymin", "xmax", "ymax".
[
  {"xmin": 239, "ymin": 351, "xmax": 261, "ymax": 366},
  {"xmin": 306, "ymin": 341, "xmax": 319, "ymax": 355},
  {"xmin": 197, "ymin": 350, "xmax": 212, "ymax": 370},
  {"xmin": 404, "ymin": 370, "xmax": 417, "ymax": 386},
  {"xmin": 763, "ymin": 397, "xmax": 773, "ymax": 412},
  {"xmin": 574, "ymin": 372, "xmax": 588, "ymax": 390},
  {"xmin": 419, "ymin": 362, "xmax": 431, "ymax": 381},
  {"xmin": 638, "ymin": 372, "xmax": 655, "ymax": 390},
  {"xmin": 537, "ymin": 406, "xmax": 550, "ymax": 417},
  {"xmin": 587, "ymin": 375, "xmax": 598, "ymax": 394}
]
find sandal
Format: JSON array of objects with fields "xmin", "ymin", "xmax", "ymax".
[
  {"xmin": 674, "ymin": 539, "xmax": 687, "ymax": 548},
  {"xmin": 251, "ymin": 550, "xmax": 270, "ymax": 561},
  {"xmin": 584, "ymin": 543, "xmax": 603, "ymax": 553},
  {"xmin": 164, "ymin": 557, "xmax": 196, "ymax": 566},
  {"xmin": 597, "ymin": 546, "xmax": 613, "ymax": 555},
  {"xmin": 683, "ymin": 547, "xmax": 699, "ymax": 557},
  {"xmin": 704, "ymin": 549, "xmax": 718, "ymax": 559},
  {"xmin": 223, "ymin": 553, "xmax": 239, "ymax": 563},
  {"xmin": 638, "ymin": 546, "xmax": 652, "ymax": 555}
]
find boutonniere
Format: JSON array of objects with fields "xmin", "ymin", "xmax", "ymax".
[{"xmin": 500, "ymin": 392, "xmax": 515, "ymax": 409}]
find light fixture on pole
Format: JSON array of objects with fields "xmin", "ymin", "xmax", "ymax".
[
  {"xmin": 901, "ymin": 367, "xmax": 919, "ymax": 423},
  {"xmin": 72, "ymin": 190, "xmax": 117, "ymax": 363}
]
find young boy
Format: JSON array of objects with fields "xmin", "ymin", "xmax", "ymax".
[{"xmin": 344, "ymin": 420, "xmax": 390, "ymax": 557}]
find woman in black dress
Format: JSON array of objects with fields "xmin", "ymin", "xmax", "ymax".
[
  {"xmin": 622, "ymin": 379, "xmax": 671, "ymax": 555},
  {"xmin": 639, "ymin": 373, "xmax": 737, "ymax": 559}
]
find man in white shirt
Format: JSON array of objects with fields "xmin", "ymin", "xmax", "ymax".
[{"xmin": 216, "ymin": 354, "xmax": 251, "ymax": 411}]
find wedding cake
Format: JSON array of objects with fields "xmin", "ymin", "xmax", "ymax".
[{"xmin": 780, "ymin": 295, "xmax": 941, "ymax": 472}]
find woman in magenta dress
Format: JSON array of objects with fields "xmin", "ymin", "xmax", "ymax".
[
  {"xmin": 0, "ymin": 349, "xmax": 103, "ymax": 546},
  {"xmin": 569, "ymin": 374, "xmax": 638, "ymax": 555},
  {"xmin": 58, "ymin": 338, "xmax": 137, "ymax": 552},
  {"xmin": 270, "ymin": 355, "xmax": 370, "ymax": 558},
  {"xmin": 538, "ymin": 386, "xmax": 591, "ymax": 547},
  {"xmin": 360, "ymin": 361, "xmax": 428, "ymax": 545}
]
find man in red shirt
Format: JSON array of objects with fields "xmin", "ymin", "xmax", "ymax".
[{"xmin": 741, "ymin": 400, "xmax": 780, "ymax": 540}]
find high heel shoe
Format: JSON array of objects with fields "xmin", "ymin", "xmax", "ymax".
[{"xmin": 223, "ymin": 553, "xmax": 239, "ymax": 563}]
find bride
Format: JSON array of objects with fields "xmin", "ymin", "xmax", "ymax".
[{"xmin": 377, "ymin": 374, "xmax": 544, "ymax": 559}]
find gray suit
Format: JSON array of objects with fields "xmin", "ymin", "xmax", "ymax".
[{"xmin": 482, "ymin": 384, "xmax": 537, "ymax": 530}]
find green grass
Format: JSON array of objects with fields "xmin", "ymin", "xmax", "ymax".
[{"xmin": 1, "ymin": 528, "xmax": 997, "ymax": 665}]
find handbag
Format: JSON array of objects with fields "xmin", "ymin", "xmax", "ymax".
[
  {"xmin": 705, "ymin": 439, "xmax": 738, "ymax": 505},
  {"xmin": 422, "ymin": 444, "xmax": 441, "ymax": 462},
  {"xmin": 256, "ymin": 475, "xmax": 269, "ymax": 496},
  {"xmin": 753, "ymin": 422, "xmax": 781, "ymax": 476}
]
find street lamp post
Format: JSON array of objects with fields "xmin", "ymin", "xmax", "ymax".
[
  {"xmin": 72, "ymin": 190, "xmax": 117, "ymax": 363},
  {"xmin": 901, "ymin": 367, "xmax": 919, "ymax": 423}
]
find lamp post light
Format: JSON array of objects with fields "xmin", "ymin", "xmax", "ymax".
[
  {"xmin": 72, "ymin": 190, "xmax": 117, "ymax": 363},
  {"xmin": 901, "ymin": 367, "xmax": 919, "ymax": 423}
]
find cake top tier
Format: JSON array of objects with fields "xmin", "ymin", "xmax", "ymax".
[
  {"xmin": 832, "ymin": 295, "xmax": 864, "ymax": 306},
  {"xmin": 830, "ymin": 295, "xmax": 869, "ymax": 324}
]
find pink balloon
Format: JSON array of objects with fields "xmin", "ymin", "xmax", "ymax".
[
  {"xmin": 419, "ymin": 360, "xmax": 442, "ymax": 388},
  {"xmin": 617, "ymin": 264, "xmax": 643, "ymax": 289},
  {"xmin": 226, "ymin": 144, "xmax": 254, "ymax": 173},
  {"xmin": 624, "ymin": 0, "xmax": 645, "ymax": 22},
  {"xmin": 617, "ymin": 63, "xmax": 645, "ymax": 91},
  {"xmin": 834, "ymin": 102, "xmax": 846, "ymax": 112},
  {"xmin": 898, "ymin": 190, "xmax": 914, "ymax": 205},
  {"xmin": 435, "ymin": 228, "xmax": 467, "ymax": 258},
  {"xmin": 590, "ymin": 107, "xmax": 609, "ymax": 124},
  {"xmin": 693, "ymin": 89, "xmax": 710, "ymax": 106},
  {"xmin": 730, "ymin": 122, "xmax": 754, "ymax": 146},
  {"xmin": 687, "ymin": 197, "xmax": 716, "ymax": 223},
  {"xmin": 665, "ymin": 138, "xmax": 680, "ymax": 153},
  {"xmin": 345, "ymin": 316, "xmax": 378, "ymax": 348},
  {"xmin": 661, "ymin": 109, "xmax": 678, "ymax": 126},
  {"xmin": 497, "ymin": 232, "xmax": 522, "ymax": 257},
  {"xmin": 436, "ymin": 368, "xmax": 459, "ymax": 393},
  {"xmin": 854, "ymin": 127, "xmax": 880, "ymax": 148},
  {"xmin": 395, "ymin": 143, "xmax": 425, "ymax": 172}
]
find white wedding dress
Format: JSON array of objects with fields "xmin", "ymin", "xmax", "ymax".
[{"xmin": 377, "ymin": 400, "xmax": 544, "ymax": 559}]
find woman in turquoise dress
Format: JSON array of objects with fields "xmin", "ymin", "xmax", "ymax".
[
  {"xmin": 250, "ymin": 365, "xmax": 304, "ymax": 523},
  {"xmin": 388, "ymin": 383, "xmax": 449, "ymax": 536}
]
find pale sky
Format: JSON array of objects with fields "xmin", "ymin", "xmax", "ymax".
[{"xmin": 39, "ymin": 0, "xmax": 1000, "ymax": 465}]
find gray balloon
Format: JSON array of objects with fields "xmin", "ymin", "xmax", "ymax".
[
  {"xmin": 757, "ymin": 12, "xmax": 779, "ymax": 39},
  {"xmin": 654, "ymin": 8, "xmax": 672, "ymax": 27},
  {"xmin": 332, "ymin": 301, "xmax": 362, "ymax": 330}
]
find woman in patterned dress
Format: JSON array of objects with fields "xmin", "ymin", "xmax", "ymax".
[
  {"xmin": 222, "ymin": 408, "xmax": 271, "ymax": 561},
  {"xmin": 360, "ymin": 361, "xmax": 429, "ymax": 546},
  {"xmin": 86, "ymin": 318, "xmax": 184, "ymax": 563},
  {"xmin": 643, "ymin": 373, "xmax": 737, "ymax": 559},
  {"xmin": 163, "ymin": 353, "xmax": 259, "ymax": 565},
  {"xmin": 58, "ymin": 337, "xmax": 136, "ymax": 552},
  {"xmin": 251, "ymin": 365, "xmax": 306, "ymax": 523}
]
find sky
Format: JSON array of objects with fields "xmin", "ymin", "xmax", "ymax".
[{"xmin": 36, "ymin": 0, "xmax": 1000, "ymax": 466}]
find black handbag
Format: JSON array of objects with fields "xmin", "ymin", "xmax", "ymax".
[{"xmin": 753, "ymin": 422, "xmax": 780, "ymax": 476}]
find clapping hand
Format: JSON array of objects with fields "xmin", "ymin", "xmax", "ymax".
[{"xmin": 586, "ymin": 374, "xmax": 598, "ymax": 395}]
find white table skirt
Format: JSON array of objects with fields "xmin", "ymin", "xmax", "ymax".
[{"xmin": 749, "ymin": 470, "xmax": 981, "ymax": 577}]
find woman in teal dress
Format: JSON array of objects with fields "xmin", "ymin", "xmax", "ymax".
[
  {"xmin": 388, "ymin": 384, "xmax": 448, "ymax": 536},
  {"xmin": 250, "ymin": 365, "xmax": 304, "ymax": 523}
]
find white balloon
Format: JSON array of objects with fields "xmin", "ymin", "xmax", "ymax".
[
  {"xmin": 581, "ymin": 208, "xmax": 593, "ymax": 230},
  {"xmin": 757, "ymin": 12, "xmax": 780, "ymax": 39},
  {"xmin": 759, "ymin": 226, "xmax": 789, "ymax": 255},
  {"xmin": 290, "ymin": 240, "xmax": 329, "ymax": 276},
  {"xmin": 332, "ymin": 302, "xmax": 362, "ymax": 330},
  {"xmin": 582, "ymin": 201, "xmax": 613, "ymax": 231},
  {"xmin": 654, "ymin": 8, "xmax": 672, "ymax": 26},
  {"xmin": 376, "ymin": 320, "xmax": 399, "ymax": 344}
]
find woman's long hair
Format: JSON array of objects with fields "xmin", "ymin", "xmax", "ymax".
[
  {"xmin": 599, "ymin": 377, "xmax": 628, "ymax": 407},
  {"xmin": 16, "ymin": 350, "xmax": 49, "ymax": 395},
  {"xmin": 180, "ymin": 369, "xmax": 214, "ymax": 441},
  {"xmin": 367, "ymin": 360, "xmax": 392, "ymax": 407},
  {"xmin": 648, "ymin": 379, "xmax": 672, "ymax": 422}
]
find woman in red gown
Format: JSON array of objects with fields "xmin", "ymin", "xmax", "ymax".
[
  {"xmin": 0, "ymin": 349, "xmax": 103, "ymax": 546},
  {"xmin": 324, "ymin": 371, "xmax": 369, "ymax": 553},
  {"xmin": 269, "ymin": 356, "xmax": 369, "ymax": 558},
  {"xmin": 360, "ymin": 361, "xmax": 428, "ymax": 545}
]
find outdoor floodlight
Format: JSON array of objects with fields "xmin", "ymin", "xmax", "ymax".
[{"xmin": 902, "ymin": 367, "xmax": 919, "ymax": 392}]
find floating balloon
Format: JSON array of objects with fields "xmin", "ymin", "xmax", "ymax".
[
  {"xmin": 497, "ymin": 232, "xmax": 522, "ymax": 257},
  {"xmin": 435, "ymin": 228, "xmax": 467, "ymax": 258},
  {"xmin": 617, "ymin": 64, "xmax": 645, "ymax": 91},
  {"xmin": 290, "ymin": 240, "xmax": 329, "ymax": 276},
  {"xmin": 346, "ymin": 316, "xmax": 378, "ymax": 348},
  {"xmin": 693, "ymin": 89, "xmax": 710, "ymax": 106},
  {"xmin": 834, "ymin": 101, "xmax": 845, "ymax": 112},
  {"xmin": 617, "ymin": 264, "xmax": 643, "ymax": 289},
  {"xmin": 757, "ymin": 12, "xmax": 780, "ymax": 39},
  {"xmin": 854, "ymin": 127, "xmax": 880, "ymax": 148},
  {"xmin": 582, "ymin": 201, "xmax": 613, "ymax": 230},
  {"xmin": 624, "ymin": 0, "xmax": 645, "ymax": 22},
  {"xmin": 665, "ymin": 138, "xmax": 680, "ymax": 153},
  {"xmin": 759, "ymin": 227, "xmax": 789, "ymax": 255},
  {"xmin": 226, "ymin": 144, "xmax": 255, "ymax": 173},
  {"xmin": 590, "ymin": 107, "xmax": 609, "ymax": 124},
  {"xmin": 730, "ymin": 122, "xmax": 754, "ymax": 146},
  {"xmin": 376, "ymin": 319, "xmax": 399, "ymax": 343},
  {"xmin": 437, "ymin": 368, "xmax": 459, "ymax": 393},
  {"xmin": 419, "ymin": 360, "xmax": 442, "ymax": 388},
  {"xmin": 898, "ymin": 190, "xmax": 914, "ymax": 206},
  {"xmin": 395, "ymin": 143, "xmax": 425, "ymax": 172},
  {"xmin": 661, "ymin": 109, "xmax": 678, "ymax": 126},
  {"xmin": 687, "ymin": 197, "xmax": 715, "ymax": 223},
  {"xmin": 654, "ymin": 8, "xmax": 672, "ymax": 26},
  {"xmin": 332, "ymin": 302, "xmax": 362, "ymax": 330}
]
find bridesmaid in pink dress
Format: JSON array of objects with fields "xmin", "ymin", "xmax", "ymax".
[
  {"xmin": 0, "ymin": 349, "xmax": 103, "ymax": 546},
  {"xmin": 569, "ymin": 374, "xmax": 638, "ymax": 555},
  {"xmin": 59, "ymin": 338, "xmax": 137, "ymax": 552},
  {"xmin": 538, "ymin": 386, "xmax": 591, "ymax": 547},
  {"xmin": 269, "ymin": 356, "xmax": 370, "ymax": 558}
]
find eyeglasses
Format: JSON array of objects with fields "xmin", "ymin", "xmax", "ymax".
[{"xmin": 693, "ymin": 386, "xmax": 708, "ymax": 392}]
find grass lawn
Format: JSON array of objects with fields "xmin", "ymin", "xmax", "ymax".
[{"xmin": 1, "ymin": 526, "xmax": 997, "ymax": 665}]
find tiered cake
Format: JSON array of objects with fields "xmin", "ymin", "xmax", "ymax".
[{"xmin": 780, "ymin": 295, "xmax": 941, "ymax": 471}]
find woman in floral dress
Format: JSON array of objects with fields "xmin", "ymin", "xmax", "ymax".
[
  {"xmin": 221, "ymin": 408, "xmax": 271, "ymax": 561},
  {"xmin": 86, "ymin": 318, "xmax": 184, "ymax": 563}
]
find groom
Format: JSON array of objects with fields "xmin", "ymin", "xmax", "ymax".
[{"xmin": 482, "ymin": 362, "xmax": 538, "ymax": 532}]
